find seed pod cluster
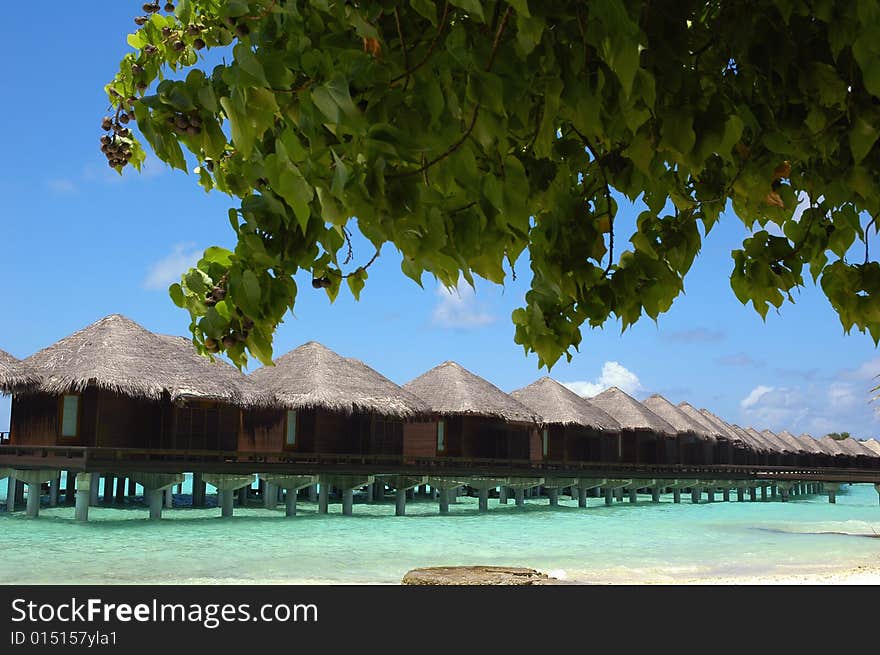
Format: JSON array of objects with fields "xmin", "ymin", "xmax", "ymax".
[
  {"xmin": 100, "ymin": 113, "xmax": 136, "ymax": 169},
  {"xmin": 166, "ymin": 111, "xmax": 203, "ymax": 136},
  {"xmin": 311, "ymin": 277, "xmax": 332, "ymax": 289}
]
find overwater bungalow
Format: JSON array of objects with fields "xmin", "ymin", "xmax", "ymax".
[
  {"xmin": 3, "ymin": 314, "xmax": 264, "ymax": 452},
  {"xmin": 863, "ymin": 438, "xmax": 880, "ymax": 458},
  {"xmin": 698, "ymin": 409, "xmax": 760, "ymax": 464},
  {"xmin": 245, "ymin": 341, "xmax": 428, "ymax": 460},
  {"xmin": 676, "ymin": 402, "xmax": 739, "ymax": 464},
  {"xmin": 727, "ymin": 423, "xmax": 780, "ymax": 464},
  {"xmin": 836, "ymin": 437, "xmax": 879, "ymax": 468},
  {"xmin": 641, "ymin": 394, "xmax": 716, "ymax": 465},
  {"xmin": 402, "ymin": 362, "xmax": 539, "ymax": 462},
  {"xmin": 793, "ymin": 433, "xmax": 832, "ymax": 466},
  {"xmin": 587, "ymin": 387, "xmax": 678, "ymax": 464},
  {"xmin": 510, "ymin": 377, "xmax": 621, "ymax": 464},
  {"xmin": 0, "ymin": 349, "xmax": 35, "ymax": 444}
]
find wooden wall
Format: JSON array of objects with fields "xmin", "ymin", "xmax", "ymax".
[{"xmin": 403, "ymin": 420, "xmax": 436, "ymax": 458}]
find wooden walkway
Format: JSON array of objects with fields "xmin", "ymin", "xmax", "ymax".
[{"xmin": 1, "ymin": 445, "xmax": 879, "ymax": 484}]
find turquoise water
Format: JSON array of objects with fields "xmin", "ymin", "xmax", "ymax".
[{"xmin": 1, "ymin": 479, "xmax": 878, "ymax": 584}]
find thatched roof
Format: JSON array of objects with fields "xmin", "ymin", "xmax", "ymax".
[
  {"xmin": 776, "ymin": 429, "xmax": 810, "ymax": 455},
  {"xmin": 795, "ymin": 433, "xmax": 830, "ymax": 455},
  {"xmin": 642, "ymin": 395, "xmax": 716, "ymax": 442},
  {"xmin": 739, "ymin": 425, "xmax": 784, "ymax": 452},
  {"xmin": 698, "ymin": 409, "xmax": 751, "ymax": 448},
  {"xmin": 510, "ymin": 377, "xmax": 619, "ymax": 429},
  {"xmin": 837, "ymin": 437, "xmax": 877, "ymax": 458},
  {"xmin": 250, "ymin": 341, "xmax": 428, "ymax": 418},
  {"xmin": 748, "ymin": 427, "xmax": 788, "ymax": 453},
  {"xmin": 10, "ymin": 314, "xmax": 264, "ymax": 407},
  {"xmin": 760, "ymin": 429, "xmax": 805, "ymax": 454},
  {"xmin": 587, "ymin": 387, "xmax": 676, "ymax": 437},
  {"xmin": 676, "ymin": 402, "xmax": 727, "ymax": 439},
  {"xmin": 862, "ymin": 438, "xmax": 880, "ymax": 456},
  {"xmin": 403, "ymin": 361, "xmax": 537, "ymax": 423},
  {"xmin": 0, "ymin": 348, "xmax": 38, "ymax": 394},
  {"xmin": 818, "ymin": 435, "xmax": 848, "ymax": 456},
  {"xmin": 724, "ymin": 422, "xmax": 771, "ymax": 452}
]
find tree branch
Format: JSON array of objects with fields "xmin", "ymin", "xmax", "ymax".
[
  {"xmin": 394, "ymin": 8, "xmax": 411, "ymax": 91},
  {"xmin": 866, "ymin": 215, "xmax": 877, "ymax": 265},
  {"xmin": 388, "ymin": 7, "xmax": 513, "ymax": 180},
  {"xmin": 389, "ymin": 1, "xmax": 450, "ymax": 86},
  {"xmin": 572, "ymin": 126, "xmax": 615, "ymax": 275},
  {"xmin": 341, "ymin": 248, "xmax": 381, "ymax": 278}
]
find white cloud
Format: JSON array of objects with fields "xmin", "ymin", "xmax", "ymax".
[
  {"xmin": 828, "ymin": 382, "xmax": 860, "ymax": 409},
  {"xmin": 741, "ymin": 385, "xmax": 775, "ymax": 409},
  {"xmin": 143, "ymin": 243, "xmax": 202, "ymax": 291},
  {"xmin": 431, "ymin": 279, "xmax": 495, "ymax": 329},
  {"xmin": 563, "ymin": 361, "xmax": 642, "ymax": 398}
]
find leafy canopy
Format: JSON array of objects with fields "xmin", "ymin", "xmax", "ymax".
[{"xmin": 104, "ymin": 0, "xmax": 880, "ymax": 369}]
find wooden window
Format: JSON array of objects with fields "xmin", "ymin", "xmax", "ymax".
[
  {"xmin": 60, "ymin": 394, "xmax": 80, "ymax": 439},
  {"xmin": 542, "ymin": 428, "xmax": 549, "ymax": 458},
  {"xmin": 437, "ymin": 420, "xmax": 446, "ymax": 454},
  {"xmin": 285, "ymin": 410, "xmax": 297, "ymax": 448}
]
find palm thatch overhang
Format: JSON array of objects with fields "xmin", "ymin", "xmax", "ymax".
[
  {"xmin": 510, "ymin": 377, "xmax": 620, "ymax": 430},
  {"xmin": 698, "ymin": 408, "xmax": 756, "ymax": 450},
  {"xmin": 403, "ymin": 361, "xmax": 537, "ymax": 424},
  {"xmin": 8, "ymin": 314, "xmax": 267, "ymax": 408},
  {"xmin": 728, "ymin": 424, "xmax": 779, "ymax": 453},
  {"xmin": 677, "ymin": 402, "xmax": 730, "ymax": 443},
  {"xmin": 642, "ymin": 394, "xmax": 716, "ymax": 442},
  {"xmin": 819, "ymin": 435, "xmax": 850, "ymax": 457},
  {"xmin": 761, "ymin": 429, "xmax": 806, "ymax": 455},
  {"xmin": 837, "ymin": 437, "xmax": 879, "ymax": 458},
  {"xmin": 747, "ymin": 427, "xmax": 790, "ymax": 454},
  {"xmin": 796, "ymin": 433, "xmax": 833, "ymax": 456},
  {"xmin": 587, "ymin": 387, "xmax": 676, "ymax": 437},
  {"xmin": 862, "ymin": 438, "xmax": 880, "ymax": 456},
  {"xmin": 776, "ymin": 429, "xmax": 811, "ymax": 455},
  {"xmin": 249, "ymin": 341, "xmax": 428, "ymax": 419},
  {"xmin": 0, "ymin": 348, "xmax": 38, "ymax": 395}
]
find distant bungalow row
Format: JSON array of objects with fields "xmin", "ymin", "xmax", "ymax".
[{"xmin": 0, "ymin": 314, "xmax": 878, "ymax": 521}]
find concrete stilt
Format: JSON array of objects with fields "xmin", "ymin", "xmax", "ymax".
[
  {"xmin": 238, "ymin": 486, "xmax": 248, "ymax": 506},
  {"xmin": 147, "ymin": 489, "xmax": 163, "ymax": 520},
  {"xmin": 285, "ymin": 491, "xmax": 297, "ymax": 516},
  {"xmin": 308, "ymin": 485, "xmax": 318, "ymax": 503},
  {"xmin": 548, "ymin": 488, "xmax": 559, "ymax": 507},
  {"xmin": 220, "ymin": 489, "xmax": 234, "ymax": 517},
  {"xmin": 366, "ymin": 484, "xmax": 374, "ymax": 503},
  {"xmin": 749, "ymin": 487, "xmax": 757, "ymax": 502},
  {"xmin": 691, "ymin": 487, "xmax": 701, "ymax": 503},
  {"xmin": 771, "ymin": 484, "xmax": 778, "ymax": 499},
  {"xmin": 264, "ymin": 482, "xmax": 276, "ymax": 509},
  {"xmin": 342, "ymin": 489, "xmax": 354, "ymax": 516},
  {"xmin": 75, "ymin": 473, "xmax": 91, "ymax": 522},
  {"xmin": 439, "ymin": 489, "xmax": 450, "ymax": 514},
  {"xmin": 128, "ymin": 478, "xmax": 137, "ymax": 499},
  {"xmin": 707, "ymin": 488, "xmax": 715, "ymax": 503},
  {"xmin": 102, "ymin": 474, "xmax": 114, "ymax": 505},
  {"xmin": 578, "ymin": 487, "xmax": 588, "ymax": 508},
  {"xmin": 722, "ymin": 488, "xmax": 730, "ymax": 502},
  {"xmin": 26, "ymin": 483, "xmax": 41, "ymax": 517},
  {"xmin": 760, "ymin": 485, "xmax": 767, "ymax": 500},
  {"xmin": 615, "ymin": 488, "xmax": 623, "ymax": 502},
  {"xmin": 737, "ymin": 488, "xmax": 745, "ymax": 502},
  {"xmin": 318, "ymin": 484, "xmax": 329, "ymax": 514},
  {"xmin": 825, "ymin": 482, "xmax": 841, "ymax": 504},
  {"xmin": 515, "ymin": 488, "xmax": 525, "ymax": 506},
  {"xmin": 396, "ymin": 488, "xmax": 406, "ymax": 516},
  {"xmin": 89, "ymin": 474, "xmax": 100, "ymax": 506},
  {"xmin": 673, "ymin": 488, "xmax": 681, "ymax": 503},
  {"xmin": 115, "ymin": 476, "xmax": 126, "ymax": 504},
  {"xmin": 479, "ymin": 488, "xmax": 489, "ymax": 512},
  {"xmin": 191, "ymin": 473, "xmax": 203, "ymax": 507},
  {"xmin": 605, "ymin": 489, "xmax": 613, "ymax": 505},
  {"xmin": 499, "ymin": 487, "xmax": 508, "ymax": 504},
  {"xmin": 628, "ymin": 489, "xmax": 637, "ymax": 503},
  {"xmin": 49, "ymin": 475, "xmax": 59, "ymax": 507},
  {"xmin": 651, "ymin": 487, "xmax": 661, "ymax": 503},
  {"xmin": 64, "ymin": 471, "xmax": 75, "ymax": 505},
  {"xmin": 164, "ymin": 487, "xmax": 173, "ymax": 509}
]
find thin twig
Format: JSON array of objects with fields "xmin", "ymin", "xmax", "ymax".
[
  {"xmin": 866, "ymin": 215, "xmax": 877, "ymax": 265},
  {"xmin": 388, "ymin": 7, "xmax": 513, "ymax": 180},
  {"xmin": 572, "ymin": 126, "xmax": 615, "ymax": 274},
  {"xmin": 394, "ymin": 8, "xmax": 411, "ymax": 91},
  {"xmin": 340, "ymin": 248, "xmax": 381, "ymax": 278},
  {"xmin": 389, "ymin": 1, "xmax": 450, "ymax": 85}
]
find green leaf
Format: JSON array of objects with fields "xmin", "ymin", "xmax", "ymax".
[
  {"xmin": 850, "ymin": 115, "xmax": 880, "ymax": 164},
  {"xmin": 449, "ymin": 0, "xmax": 485, "ymax": 22}
]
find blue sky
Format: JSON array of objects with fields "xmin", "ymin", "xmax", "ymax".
[{"xmin": 1, "ymin": 5, "xmax": 878, "ymax": 439}]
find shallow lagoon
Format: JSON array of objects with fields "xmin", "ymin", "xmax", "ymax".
[{"xmin": 1, "ymin": 480, "xmax": 878, "ymax": 584}]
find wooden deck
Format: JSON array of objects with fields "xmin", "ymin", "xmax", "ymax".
[{"xmin": 1, "ymin": 445, "xmax": 878, "ymax": 483}]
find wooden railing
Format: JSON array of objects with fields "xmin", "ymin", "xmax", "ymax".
[{"xmin": 0, "ymin": 444, "xmax": 878, "ymax": 483}]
